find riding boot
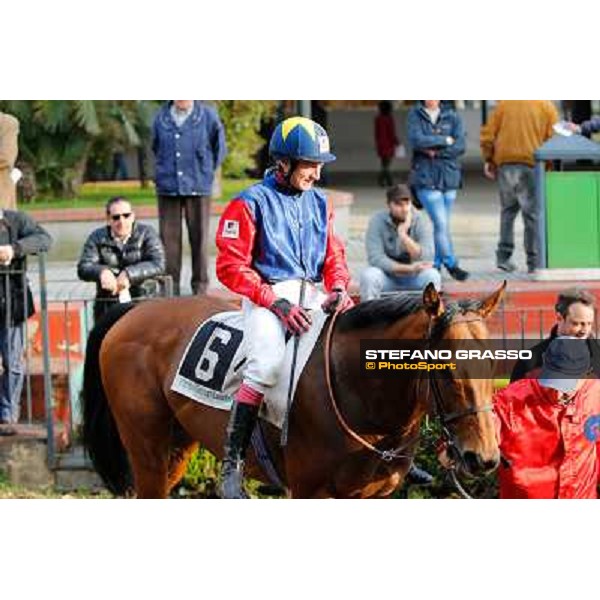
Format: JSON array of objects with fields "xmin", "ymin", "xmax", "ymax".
[{"xmin": 219, "ymin": 400, "xmax": 261, "ymax": 499}]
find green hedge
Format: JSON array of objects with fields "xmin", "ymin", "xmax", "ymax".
[{"xmin": 26, "ymin": 179, "xmax": 257, "ymax": 210}]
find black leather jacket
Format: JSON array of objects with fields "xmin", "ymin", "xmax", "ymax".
[
  {"xmin": 0, "ymin": 210, "xmax": 53, "ymax": 325},
  {"xmin": 77, "ymin": 221, "xmax": 165, "ymax": 300}
]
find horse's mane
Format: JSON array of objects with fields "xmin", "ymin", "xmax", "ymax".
[
  {"xmin": 337, "ymin": 294, "xmax": 422, "ymax": 332},
  {"xmin": 337, "ymin": 295, "xmax": 482, "ymax": 335}
]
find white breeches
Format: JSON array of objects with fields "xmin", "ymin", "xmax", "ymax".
[{"xmin": 242, "ymin": 280, "xmax": 326, "ymax": 393}]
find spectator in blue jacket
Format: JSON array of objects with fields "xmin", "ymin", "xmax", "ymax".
[
  {"xmin": 152, "ymin": 101, "xmax": 227, "ymax": 295},
  {"xmin": 407, "ymin": 101, "xmax": 468, "ymax": 281}
]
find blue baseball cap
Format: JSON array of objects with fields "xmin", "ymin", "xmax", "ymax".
[{"xmin": 539, "ymin": 336, "xmax": 591, "ymax": 393}]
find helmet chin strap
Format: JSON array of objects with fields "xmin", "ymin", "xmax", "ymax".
[{"xmin": 276, "ymin": 159, "xmax": 301, "ymax": 192}]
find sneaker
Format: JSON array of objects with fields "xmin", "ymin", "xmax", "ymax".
[
  {"xmin": 497, "ymin": 260, "xmax": 517, "ymax": 273},
  {"xmin": 445, "ymin": 264, "xmax": 469, "ymax": 281}
]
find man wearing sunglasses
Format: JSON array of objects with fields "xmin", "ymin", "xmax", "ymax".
[{"xmin": 77, "ymin": 196, "xmax": 166, "ymax": 323}]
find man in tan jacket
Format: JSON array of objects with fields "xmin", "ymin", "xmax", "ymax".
[
  {"xmin": 0, "ymin": 111, "xmax": 19, "ymax": 210},
  {"xmin": 480, "ymin": 101, "xmax": 559, "ymax": 274}
]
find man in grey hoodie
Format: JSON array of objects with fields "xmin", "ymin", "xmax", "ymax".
[{"xmin": 360, "ymin": 183, "xmax": 441, "ymax": 301}]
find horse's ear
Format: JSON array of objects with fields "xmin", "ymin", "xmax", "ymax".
[
  {"xmin": 477, "ymin": 281, "xmax": 507, "ymax": 319},
  {"xmin": 423, "ymin": 283, "xmax": 444, "ymax": 318}
]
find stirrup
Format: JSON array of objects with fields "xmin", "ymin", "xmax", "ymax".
[{"xmin": 219, "ymin": 460, "xmax": 249, "ymax": 499}]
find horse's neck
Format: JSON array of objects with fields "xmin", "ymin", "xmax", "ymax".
[
  {"xmin": 329, "ymin": 312, "xmax": 430, "ymax": 436},
  {"xmin": 388, "ymin": 310, "xmax": 430, "ymax": 341}
]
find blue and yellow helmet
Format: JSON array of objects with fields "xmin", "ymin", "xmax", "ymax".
[{"xmin": 269, "ymin": 116, "xmax": 336, "ymax": 163}]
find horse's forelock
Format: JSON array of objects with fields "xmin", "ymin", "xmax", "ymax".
[{"xmin": 430, "ymin": 300, "xmax": 487, "ymax": 341}]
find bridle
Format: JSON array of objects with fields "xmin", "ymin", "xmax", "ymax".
[
  {"xmin": 323, "ymin": 302, "xmax": 494, "ymax": 471},
  {"xmin": 425, "ymin": 304, "xmax": 494, "ymax": 448}
]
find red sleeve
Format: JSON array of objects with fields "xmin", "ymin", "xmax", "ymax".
[
  {"xmin": 215, "ymin": 198, "xmax": 276, "ymax": 308},
  {"xmin": 322, "ymin": 204, "xmax": 350, "ymax": 293},
  {"xmin": 492, "ymin": 389, "xmax": 507, "ymax": 445}
]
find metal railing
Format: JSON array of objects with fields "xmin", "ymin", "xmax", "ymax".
[{"xmin": 0, "ymin": 253, "xmax": 173, "ymax": 468}]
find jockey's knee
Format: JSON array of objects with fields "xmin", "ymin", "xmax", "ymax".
[
  {"xmin": 245, "ymin": 350, "xmax": 286, "ymax": 391},
  {"xmin": 244, "ymin": 309, "xmax": 286, "ymax": 391}
]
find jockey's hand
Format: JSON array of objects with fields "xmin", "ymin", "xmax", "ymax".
[
  {"xmin": 269, "ymin": 298, "xmax": 312, "ymax": 335},
  {"xmin": 322, "ymin": 288, "xmax": 354, "ymax": 314}
]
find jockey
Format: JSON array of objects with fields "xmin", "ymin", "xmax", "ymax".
[{"xmin": 215, "ymin": 116, "xmax": 353, "ymax": 498}]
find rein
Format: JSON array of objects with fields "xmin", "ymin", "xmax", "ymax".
[
  {"xmin": 323, "ymin": 303, "xmax": 494, "ymax": 474},
  {"xmin": 424, "ymin": 308, "xmax": 495, "ymax": 478},
  {"xmin": 323, "ymin": 307, "xmax": 415, "ymax": 462}
]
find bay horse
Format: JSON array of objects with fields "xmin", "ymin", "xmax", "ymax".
[{"xmin": 82, "ymin": 282, "xmax": 504, "ymax": 498}]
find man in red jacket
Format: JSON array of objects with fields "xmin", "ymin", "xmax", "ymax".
[
  {"xmin": 439, "ymin": 336, "xmax": 600, "ymax": 498},
  {"xmin": 494, "ymin": 336, "xmax": 600, "ymax": 499}
]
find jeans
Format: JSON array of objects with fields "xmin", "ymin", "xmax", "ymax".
[
  {"xmin": 360, "ymin": 266, "xmax": 442, "ymax": 301},
  {"xmin": 415, "ymin": 189, "xmax": 457, "ymax": 269},
  {"xmin": 496, "ymin": 164, "xmax": 537, "ymax": 270},
  {"xmin": 0, "ymin": 325, "xmax": 24, "ymax": 423}
]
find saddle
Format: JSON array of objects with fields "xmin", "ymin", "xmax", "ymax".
[{"xmin": 171, "ymin": 309, "xmax": 328, "ymax": 428}]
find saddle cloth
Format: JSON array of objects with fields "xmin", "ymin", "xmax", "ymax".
[{"xmin": 171, "ymin": 309, "xmax": 328, "ymax": 429}]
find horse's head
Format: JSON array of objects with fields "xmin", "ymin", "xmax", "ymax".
[{"xmin": 422, "ymin": 282, "xmax": 506, "ymax": 477}]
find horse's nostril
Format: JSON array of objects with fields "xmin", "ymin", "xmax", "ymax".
[
  {"xmin": 483, "ymin": 456, "xmax": 500, "ymax": 472},
  {"xmin": 463, "ymin": 451, "xmax": 484, "ymax": 474},
  {"xmin": 463, "ymin": 452, "xmax": 499, "ymax": 474}
]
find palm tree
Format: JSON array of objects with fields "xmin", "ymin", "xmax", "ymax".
[
  {"xmin": 0, "ymin": 100, "xmax": 157, "ymax": 199},
  {"xmin": 0, "ymin": 100, "xmax": 279, "ymax": 200}
]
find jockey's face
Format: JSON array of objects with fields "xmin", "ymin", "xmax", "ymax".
[
  {"xmin": 289, "ymin": 160, "xmax": 323, "ymax": 191},
  {"xmin": 557, "ymin": 302, "xmax": 595, "ymax": 338},
  {"xmin": 107, "ymin": 200, "xmax": 134, "ymax": 241}
]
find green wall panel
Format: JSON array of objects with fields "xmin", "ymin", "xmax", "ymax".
[{"xmin": 546, "ymin": 172, "xmax": 600, "ymax": 268}]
